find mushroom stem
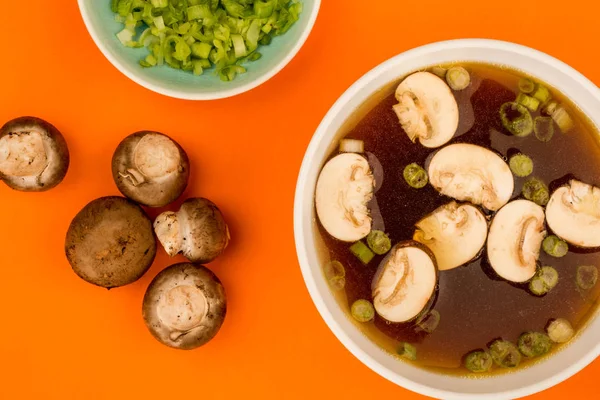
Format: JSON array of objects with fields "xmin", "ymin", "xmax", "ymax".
[{"xmin": 119, "ymin": 168, "xmax": 146, "ymax": 186}]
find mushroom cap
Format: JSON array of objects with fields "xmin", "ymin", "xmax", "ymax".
[
  {"xmin": 428, "ymin": 143, "xmax": 514, "ymax": 211},
  {"xmin": 414, "ymin": 201, "xmax": 487, "ymax": 271},
  {"xmin": 393, "ymin": 72, "xmax": 459, "ymax": 148},
  {"xmin": 487, "ymin": 199, "xmax": 546, "ymax": 283},
  {"xmin": 142, "ymin": 263, "xmax": 227, "ymax": 350},
  {"xmin": 315, "ymin": 153, "xmax": 374, "ymax": 242},
  {"xmin": 372, "ymin": 241, "xmax": 438, "ymax": 323},
  {"xmin": 112, "ymin": 131, "xmax": 190, "ymax": 208},
  {"xmin": 0, "ymin": 116, "xmax": 69, "ymax": 191},
  {"xmin": 546, "ymin": 180, "xmax": 600, "ymax": 247},
  {"xmin": 154, "ymin": 198, "xmax": 230, "ymax": 263},
  {"xmin": 65, "ymin": 196, "xmax": 157, "ymax": 288}
]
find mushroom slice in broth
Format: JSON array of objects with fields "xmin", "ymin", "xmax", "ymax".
[
  {"xmin": 428, "ymin": 143, "xmax": 514, "ymax": 211},
  {"xmin": 372, "ymin": 241, "xmax": 438, "ymax": 323},
  {"xmin": 414, "ymin": 201, "xmax": 487, "ymax": 271},
  {"xmin": 315, "ymin": 153, "xmax": 374, "ymax": 242},
  {"xmin": 487, "ymin": 200, "xmax": 546, "ymax": 283},
  {"xmin": 393, "ymin": 72, "xmax": 459, "ymax": 148},
  {"xmin": 546, "ymin": 180, "xmax": 600, "ymax": 248}
]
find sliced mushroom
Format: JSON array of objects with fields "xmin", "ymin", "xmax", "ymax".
[
  {"xmin": 428, "ymin": 143, "xmax": 514, "ymax": 211},
  {"xmin": 393, "ymin": 71, "xmax": 459, "ymax": 148},
  {"xmin": 0, "ymin": 116, "xmax": 69, "ymax": 191},
  {"xmin": 487, "ymin": 200, "xmax": 546, "ymax": 283},
  {"xmin": 154, "ymin": 198, "xmax": 230, "ymax": 263},
  {"xmin": 413, "ymin": 201, "xmax": 487, "ymax": 271},
  {"xmin": 142, "ymin": 263, "xmax": 226, "ymax": 350},
  {"xmin": 315, "ymin": 153, "xmax": 374, "ymax": 242},
  {"xmin": 112, "ymin": 131, "xmax": 190, "ymax": 207},
  {"xmin": 545, "ymin": 180, "xmax": 600, "ymax": 247},
  {"xmin": 65, "ymin": 196, "xmax": 157, "ymax": 288},
  {"xmin": 372, "ymin": 241, "xmax": 438, "ymax": 323}
]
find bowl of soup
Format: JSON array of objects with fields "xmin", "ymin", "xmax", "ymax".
[{"xmin": 294, "ymin": 39, "xmax": 600, "ymax": 399}]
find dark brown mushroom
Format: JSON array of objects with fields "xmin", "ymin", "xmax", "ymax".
[
  {"xmin": 0, "ymin": 116, "xmax": 69, "ymax": 191},
  {"xmin": 154, "ymin": 198, "xmax": 230, "ymax": 263},
  {"xmin": 142, "ymin": 263, "xmax": 227, "ymax": 350},
  {"xmin": 112, "ymin": 131, "xmax": 189, "ymax": 207},
  {"xmin": 65, "ymin": 196, "xmax": 156, "ymax": 288}
]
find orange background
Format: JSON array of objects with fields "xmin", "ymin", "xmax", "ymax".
[{"xmin": 1, "ymin": 1, "xmax": 599, "ymax": 399}]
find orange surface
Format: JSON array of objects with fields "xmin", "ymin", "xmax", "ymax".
[{"xmin": 1, "ymin": 1, "xmax": 599, "ymax": 399}]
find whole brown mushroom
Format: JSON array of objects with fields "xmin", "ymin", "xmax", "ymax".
[
  {"xmin": 112, "ymin": 131, "xmax": 189, "ymax": 207},
  {"xmin": 65, "ymin": 196, "xmax": 157, "ymax": 288},
  {"xmin": 0, "ymin": 116, "xmax": 69, "ymax": 191},
  {"xmin": 142, "ymin": 263, "xmax": 227, "ymax": 350},
  {"xmin": 154, "ymin": 198, "xmax": 230, "ymax": 263}
]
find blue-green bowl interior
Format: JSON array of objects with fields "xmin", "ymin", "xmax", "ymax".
[{"xmin": 80, "ymin": 0, "xmax": 317, "ymax": 98}]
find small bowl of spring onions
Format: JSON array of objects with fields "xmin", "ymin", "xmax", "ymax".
[{"xmin": 78, "ymin": 0, "xmax": 320, "ymax": 100}]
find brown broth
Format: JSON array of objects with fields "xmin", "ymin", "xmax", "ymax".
[{"xmin": 316, "ymin": 63, "xmax": 600, "ymax": 375}]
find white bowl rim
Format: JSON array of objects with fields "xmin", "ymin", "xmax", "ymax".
[
  {"xmin": 77, "ymin": 0, "xmax": 321, "ymax": 101},
  {"xmin": 293, "ymin": 38, "xmax": 600, "ymax": 400}
]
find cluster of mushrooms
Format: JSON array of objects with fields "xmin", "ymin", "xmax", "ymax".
[
  {"xmin": 0, "ymin": 117, "xmax": 229, "ymax": 350},
  {"xmin": 316, "ymin": 69, "xmax": 598, "ymax": 370}
]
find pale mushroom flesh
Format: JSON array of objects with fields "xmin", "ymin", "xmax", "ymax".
[
  {"xmin": 372, "ymin": 241, "xmax": 438, "ymax": 323},
  {"xmin": 428, "ymin": 143, "xmax": 514, "ymax": 211},
  {"xmin": 393, "ymin": 71, "xmax": 459, "ymax": 148},
  {"xmin": 487, "ymin": 200, "xmax": 546, "ymax": 283},
  {"xmin": 315, "ymin": 153, "xmax": 374, "ymax": 242},
  {"xmin": 414, "ymin": 201, "xmax": 487, "ymax": 271},
  {"xmin": 142, "ymin": 263, "xmax": 227, "ymax": 350},
  {"xmin": 154, "ymin": 198, "xmax": 230, "ymax": 264},
  {"xmin": 0, "ymin": 116, "xmax": 69, "ymax": 191},
  {"xmin": 112, "ymin": 131, "xmax": 190, "ymax": 208},
  {"xmin": 546, "ymin": 180, "xmax": 600, "ymax": 248}
]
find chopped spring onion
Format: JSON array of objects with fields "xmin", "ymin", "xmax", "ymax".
[
  {"xmin": 416, "ymin": 310, "xmax": 440, "ymax": 333},
  {"xmin": 534, "ymin": 116, "xmax": 554, "ymax": 142},
  {"xmin": 446, "ymin": 66, "xmax": 470, "ymax": 90},
  {"xmin": 397, "ymin": 342, "xmax": 417, "ymax": 361},
  {"xmin": 552, "ymin": 106, "xmax": 574, "ymax": 133},
  {"xmin": 431, "ymin": 66, "xmax": 447, "ymax": 79},
  {"xmin": 522, "ymin": 177, "xmax": 549, "ymax": 206},
  {"xmin": 351, "ymin": 299, "xmax": 375, "ymax": 322},
  {"xmin": 366, "ymin": 230, "xmax": 391, "ymax": 255},
  {"xmin": 516, "ymin": 93, "xmax": 540, "ymax": 112},
  {"xmin": 150, "ymin": 0, "xmax": 168, "ymax": 7},
  {"xmin": 576, "ymin": 265, "xmax": 598, "ymax": 290},
  {"xmin": 110, "ymin": 0, "xmax": 303, "ymax": 80},
  {"xmin": 542, "ymin": 101, "xmax": 559, "ymax": 116},
  {"xmin": 500, "ymin": 102, "xmax": 533, "ymax": 137},
  {"xmin": 532, "ymin": 84, "xmax": 552, "ymax": 104},
  {"xmin": 529, "ymin": 277, "xmax": 546, "ymax": 296},
  {"xmin": 542, "ymin": 235, "xmax": 568, "ymax": 258},
  {"xmin": 509, "ymin": 153, "xmax": 533, "ymax": 177},
  {"xmin": 517, "ymin": 332, "xmax": 552, "ymax": 358},
  {"xmin": 518, "ymin": 78, "xmax": 535, "ymax": 94},
  {"xmin": 546, "ymin": 318, "xmax": 574, "ymax": 343},
  {"xmin": 323, "ymin": 260, "xmax": 346, "ymax": 291},
  {"xmin": 403, "ymin": 163, "xmax": 428, "ymax": 189},
  {"xmin": 350, "ymin": 241, "xmax": 375, "ymax": 265},
  {"xmin": 489, "ymin": 339, "xmax": 521, "ymax": 368},
  {"xmin": 116, "ymin": 28, "xmax": 135, "ymax": 46},
  {"xmin": 339, "ymin": 138, "xmax": 364, "ymax": 154},
  {"xmin": 191, "ymin": 42, "xmax": 213, "ymax": 59},
  {"xmin": 464, "ymin": 350, "xmax": 492, "ymax": 373},
  {"xmin": 529, "ymin": 266, "xmax": 558, "ymax": 296}
]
